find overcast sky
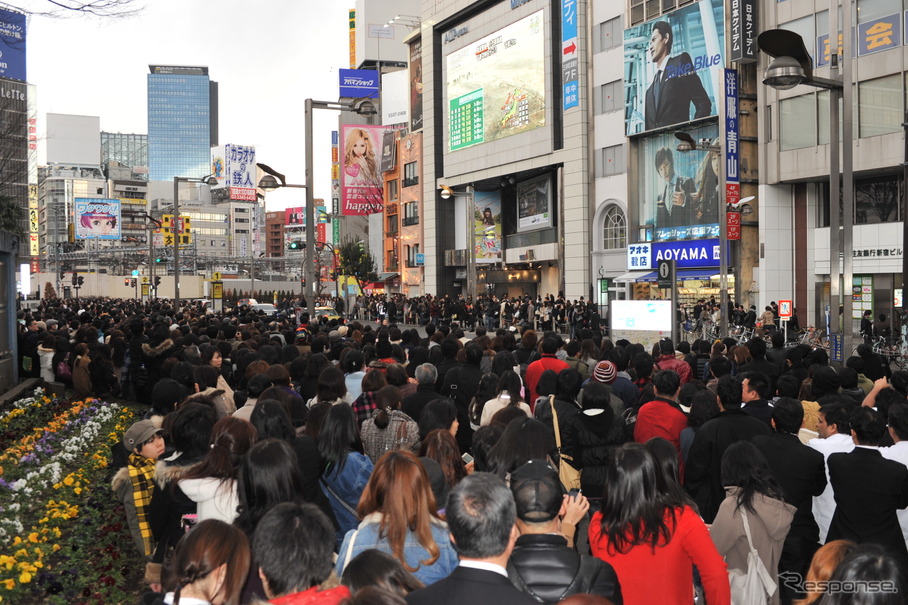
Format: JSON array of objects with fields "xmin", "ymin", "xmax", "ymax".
[{"xmin": 23, "ymin": 0, "xmax": 353, "ymax": 211}]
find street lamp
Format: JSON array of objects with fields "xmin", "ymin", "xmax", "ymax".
[
  {"xmin": 257, "ymin": 162, "xmax": 309, "ymax": 306},
  {"xmin": 304, "ymin": 98, "xmax": 377, "ymax": 319},
  {"xmin": 440, "ymin": 184, "xmax": 477, "ymax": 301},
  {"xmin": 675, "ymin": 132, "xmax": 730, "ymax": 338},
  {"xmin": 759, "ymin": 20, "xmax": 854, "ymax": 361},
  {"xmin": 173, "ymin": 174, "xmax": 217, "ymax": 310}
]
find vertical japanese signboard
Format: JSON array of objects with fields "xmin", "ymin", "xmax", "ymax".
[
  {"xmin": 562, "ymin": 0, "xmax": 578, "ymax": 109},
  {"xmin": 728, "ymin": 0, "xmax": 757, "ymax": 63},
  {"xmin": 724, "ymin": 68, "xmax": 740, "ymax": 240}
]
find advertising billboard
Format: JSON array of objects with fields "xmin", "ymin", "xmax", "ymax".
[
  {"xmin": 212, "ymin": 144, "xmax": 256, "ymax": 201},
  {"xmin": 409, "ymin": 39, "xmax": 423, "ymax": 131},
  {"xmin": 638, "ymin": 122, "xmax": 720, "ymax": 242},
  {"xmin": 74, "ymin": 198, "xmax": 121, "ymax": 240},
  {"xmin": 516, "ymin": 174, "xmax": 552, "ymax": 233},
  {"xmin": 0, "ymin": 9, "xmax": 26, "ymax": 82},
  {"xmin": 474, "ymin": 190, "xmax": 502, "ymax": 263},
  {"xmin": 445, "ymin": 9, "xmax": 546, "ymax": 152},
  {"xmin": 339, "ymin": 68, "xmax": 379, "ymax": 98},
  {"xmin": 623, "ymin": 0, "xmax": 724, "ymax": 135},
  {"xmin": 340, "ymin": 124, "xmax": 386, "ymax": 215},
  {"xmin": 381, "ymin": 69, "xmax": 409, "ymax": 126}
]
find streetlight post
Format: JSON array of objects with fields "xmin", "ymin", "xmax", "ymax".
[
  {"xmin": 173, "ymin": 175, "xmax": 217, "ymax": 310},
  {"xmin": 675, "ymin": 133, "xmax": 728, "ymax": 338},
  {"xmin": 759, "ymin": 16, "xmax": 855, "ymax": 361},
  {"xmin": 439, "ymin": 185, "xmax": 477, "ymax": 301}
]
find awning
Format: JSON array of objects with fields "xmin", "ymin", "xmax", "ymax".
[
  {"xmin": 614, "ymin": 269, "xmax": 731, "ymax": 283},
  {"xmin": 377, "ymin": 272, "xmax": 400, "ymax": 281}
]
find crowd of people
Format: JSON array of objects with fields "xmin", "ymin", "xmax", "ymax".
[{"xmin": 13, "ymin": 295, "xmax": 908, "ymax": 605}]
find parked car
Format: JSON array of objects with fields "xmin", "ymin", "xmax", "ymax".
[
  {"xmin": 315, "ymin": 306, "xmax": 343, "ymax": 323},
  {"xmin": 251, "ymin": 303, "xmax": 279, "ymax": 317}
]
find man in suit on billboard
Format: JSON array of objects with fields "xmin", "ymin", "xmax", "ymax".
[
  {"xmin": 654, "ymin": 147, "xmax": 695, "ymax": 234},
  {"xmin": 644, "ymin": 20, "xmax": 712, "ymax": 131}
]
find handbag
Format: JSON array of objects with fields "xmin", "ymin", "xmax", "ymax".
[
  {"xmin": 728, "ymin": 508, "xmax": 777, "ymax": 605},
  {"xmin": 550, "ymin": 395, "xmax": 581, "ymax": 490},
  {"xmin": 55, "ymin": 360, "xmax": 72, "ymax": 381}
]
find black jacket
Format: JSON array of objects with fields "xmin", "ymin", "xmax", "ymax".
[
  {"xmin": 402, "ymin": 383, "xmax": 439, "ymax": 423},
  {"xmin": 573, "ymin": 410, "xmax": 627, "ymax": 498},
  {"xmin": 684, "ymin": 409, "xmax": 772, "ymax": 523},
  {"xmin": 406, "ymin": 566, "xmax": 538, "ymax": 605},
  {"xmin": 507, "ymin": 534, "xmax": 623, "ymax": 605},
  {"xmin": 535, "ymin": 397, "xmax": 583, "ymax": 466}
]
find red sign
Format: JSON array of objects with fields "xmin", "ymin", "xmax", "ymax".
[
  {"xmin": 726, "ymin": 211, "xmax": 741, "ymax": 240},
  {"xmin": 778, "ymin": 300, "xmax": 792, "ymax": 320},
  {"xmin": 726, "ymin": 182, "xmax": 740, "ymax": 207},
  {"xmin": 229, "ymin": 187, "xmax": 257, "ymax": 201}
]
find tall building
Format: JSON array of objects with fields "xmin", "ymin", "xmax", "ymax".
[
  {"xmin": 101, "ymin": 132, "xmax": 148, "ymax": 181},
  {"xmin": 147, "ymin": 65, "xmax": 218, "ymax": 181}
]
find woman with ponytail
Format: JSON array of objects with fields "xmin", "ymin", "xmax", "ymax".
[
  {"xmin": 178, "ymin": 416, "xmax": 257, "ymax": 524},
  {"xmin": 360, "ymin": 385, "xmax": 419, "ymax": 464},
  {"xmin": 159, "ymin": 519, "xmax": 250, "ymax": 605}
]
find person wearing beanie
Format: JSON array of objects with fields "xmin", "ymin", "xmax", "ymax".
[
  {"xmin": 506, "ymin": 459, "xmax": 622, "ymax": 604},
  {"xmin": 111, "ymin": 419, "xmax": 166, "ymax": 562},
  {"xmin": 580, "ymin": 360, "xmax": 624, "ymax": 417}
]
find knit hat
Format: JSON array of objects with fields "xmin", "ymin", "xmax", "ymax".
[
  {"xmin": 592, "ymin": 361, "xmax": 617, "ymax": 384},
  {"xmin": 510, "ymin": 459, "xmax": 562, "ymax": 522},
  {"xmin": 123, "ymin": 419, "xmax": 161, "ymax": 452},
  {"xmin": 337, "ymin": 326, "xmax": 349, "ymax": 338}
]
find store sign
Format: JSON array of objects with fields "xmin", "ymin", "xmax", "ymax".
[
  {"xmin": 726, "ymin": 211, "xmax": 741, "ymax": 240},
  {"xmin": 627, "ymin": 239, "xmax": 727, "ymax": 270}
]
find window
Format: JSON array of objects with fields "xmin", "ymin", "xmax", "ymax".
[
  {"xmin": 403, "ymin": 201, "xmax": 419, "ymax": 226},
  {"xmin": 855, "ymin": 174, "xmax": 902, "ymax": 225},
  {"xmin": 594, "ymin": 18, "xmax": 621, "ymax": 54},
  {"xmin": 388, "ymin": 179, "xmax": 399, "ymax": 201},
  {"xmin": 596, "ymin": 145, "xmax": 625, "ymax": 178},
  {"xmin": 780, "ymin": 94, "xmax": 817, "ymax": 151},
  {"xmin": 859, "ymin": 74, "xmax": 902, "ymax": 138},
  {"xmin": 403, "ymin": 162, "xmax": 418, "ymax": 188},
  {"xmin": 387, "ymin": 215, "xmax": 398, "ymax": 234},
  {"xmin": 602, "ymin": 205, "xmax": 627, "ymax": 250},
  {"xmin": 595, "ymin": 81, "xmax": 622, "ymax": 115}
]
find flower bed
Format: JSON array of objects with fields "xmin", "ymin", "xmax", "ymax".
[{"xmin": 0, "ymin": 389, "xmax": 146, "ymax": 603}]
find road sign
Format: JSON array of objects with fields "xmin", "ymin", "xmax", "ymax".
[
  {"xmin": 779, "ymin": 299, "xmax": 792, "ymax": 320},
  {"xmin": 212, "ymin": 272, "xmax": 222, "ymax": 281},
  {"xmin": 657, "ymin": 259, "xmax": 675, "ymax": 289},
  {"xmin": 131, "ymin": 269, "xmax": 139, "ymax": 277},
  {"xmin": 141, "ymin": 276, "xmax": 149, "ymax": 284}
]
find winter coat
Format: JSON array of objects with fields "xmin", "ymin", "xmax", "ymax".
[
  {"xmin": 72, "ymin": 355, "xmax": 92, "ymax": 398},
  {"xmin": 178, "ymin": 476, "xmax": 239, "ymax": 524},
  {"xmin": 360, "ymin": 409, "xmax": 420, "ymax": 464},
  {"xmin": 573, "ymin": 409, "xmax": 627, "ymax": 498},
  {"xmin": 321, "ymin": 452, "xmax": 374, "ymax": 547},
  {"xmin": 142, "ymin": 338, "xmax": 176, "ymax": 389},
  {"xmin": 710, "ymin": 487, "xmax": 795, "ymax": 605},
  {"xmin": 37, "ymin": 345, "xmax": 55, "ymax": 383}
]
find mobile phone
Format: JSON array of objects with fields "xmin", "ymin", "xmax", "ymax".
[
  {"xmin": 462, "ymin": 452, "xmax": 474, "ymax": 464},
  {"xmin": 568, "ymin": 488, "xmax": 581, "ymax": 497}
]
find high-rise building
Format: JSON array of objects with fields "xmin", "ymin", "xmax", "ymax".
[
  {"xmin": 147, "ymin": 65, "xmax": 218, "ymax": 181},
  {"xmin": 101, "ymin": 132, "xmax": 148, "ymax": 181}
]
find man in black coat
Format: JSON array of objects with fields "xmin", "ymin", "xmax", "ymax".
[
  {"xmin": 827, "ymin": 407, "xmax": 908, "ymax": 565},
  {"xmin": 739, "ymin": 371, "xmax": 774, "ymax": 428},
  {"xmin": 753, "ymin": 398, "xmax": 827, "ymax": 602},
  {"xmin": 406, "ymin": 473, "xmax": 537, "ymax": 605},
  {"xmin": 740, "ymin": 338, "xmax": 782, "ymax": 393},
  {"xmin": 442, "ymin": 342, "xmax": 484, "ymax": 454},
  {"xmin": 643, "ymin": 20, "xmax": 712, "ymax": 130},
  {"xmin": 507, "ymin": 460, "xmax": 623, "ymax": 605},
  {"xmin": 402, "ymin": 363, "xmax": 439, "ymax": 423},
  {"xmin": 685, "ymin": 374, "xmax": 772, "ymax": 522}
]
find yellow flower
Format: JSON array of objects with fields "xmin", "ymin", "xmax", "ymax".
[
  {"xmin": 63, "ymin": 476, "xmax": 74, "ymax": 486},
  {"xmin": 11, "ymin": 538, "xmax": 20, "ymax": 546},
  {"xmin": 18, "ymin": 571, "xmax": 30, "ymax": 584},
  {"xmin": 3, "ymin": 579, "xmax": 14, "ymax": 589},
  {"xmin": 27, "ymin": 533, "xmax": 38, "ymax": 543},
  {"xmin": 52, "ymin": 545, "xmax": 60, "ymax": 552}
]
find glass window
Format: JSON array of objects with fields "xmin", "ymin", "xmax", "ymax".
[
  {"xmin": 856, "ymin": 0, "xmax": 901, "ymax": 24},
  {"xmin": 388, "ymin": 179, "xmax": 399, "ymax": 201},
  {"xmin": 603, "ymin": 205, "xmax": 627, "ymax": 250},
  {"xmin": 780, "ymin": 94, "xmax": 817, "ymax": 150},
  {"xmin": 403, "ymin": 162, "xmax": 418, "ymax": 188},
  {"xmin": 859, "ymin": 74, "xmax": 902, "ymax": 138},
  {"xmin": 855, "ymin": 174, "xmax": 902, "ymax": 224},
  {"xmin": 602, "ymin": 145, "xmax": 625, "ymax": 177}
]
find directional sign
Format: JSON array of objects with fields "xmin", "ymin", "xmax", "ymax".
[
  {"xmin": 212, "ymin": 272, "xmax": 222, "ymax": 281},
  {"xmin": 657, "ymin": 259, "xmax": 675, "ymax": 289},
  {"xmin": 141, "ymin": 276, "xmax": 149, "ymax": 284}
]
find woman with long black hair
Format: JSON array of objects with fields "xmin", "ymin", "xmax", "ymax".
[{"xmin": 588, "ymin": 443, "xmax": 729, "ymax": 605}]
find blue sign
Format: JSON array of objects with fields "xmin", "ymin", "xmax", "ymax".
[
  {"xmin": 626, "ymin": 239, "xmax": 729, "ymax": 270},
  {"xmin": 415, "ymin": 253, "xmax": 425, "ymax": 266},
  {"xmin": 724, "ymin": 69, "xmax": 740, "ymax": 205},
  {"xmin": 132, "ymin": 269, "xmax": 139, "ymax": 276},
  {"xmin": 339, "ymin": 69, "xmax": 378, "ymax": 98},
  {"xmin": 830, "ymin": 333, "xmax": 844, "ymax": 363},
  {"xmin": 562, "ymin": 0, "xmax": 578, "ymax": 110},
  {"xmin": 0, "ymin": 9, "xmax": 26, "ymax": 82},
  {"xmin": 857, "ymin": 14, "xmax": 900, "ymax": 56}
]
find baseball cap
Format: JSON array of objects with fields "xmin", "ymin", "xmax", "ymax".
[
  {"xmin": 510, "ymin": 459, "xmax": 563, "ymax": 522},
  {"xmin": 123, "ymin": 419, "xmax": 161, "ymax": 451},
  {"xmin": 592, "ymin": 360, "xmax": 617, "ymax": 384}
]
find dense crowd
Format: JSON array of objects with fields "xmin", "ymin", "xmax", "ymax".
[{"xmin": 12, "ymin": 296, "xmax": 908, "ymax": 605}]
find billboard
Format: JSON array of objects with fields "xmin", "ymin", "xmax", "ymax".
[
  {"xmin": 74, "ymin": 198, "xmax": 121, "ymax": 240},
  {"xmin": 474, "ymin": 190, "xmax": 502, "ymax": 263},
  {"xmin": 638, "ymin": 122, "xmax": 720, "ymax": 242},
  {"xmin": 0, "ymin": 9, "xmax": 26, "ymax": 82},
  {"xmin": 516, "ymin": 174, "xmax": 552, "ymax": 233},
  {"xmin": 339, "ymin": 69, "xmax": 379, "ymax": 98},
  {"xmin": 211, "ymin": 144, "xmax": 256, "ymax": 201},
  {"xmin": 445, "ymin": 10, "xmax": 546, "ymax": 152},
  {"xmin": 623, "ymin": 0, "xmax": 724, "ymax": 135},
  {"xmin": 340, "ymin": 124, "xmax": 386, "ymax": 215},
  {"xmin": 409, "ymin": 39, "xmax": 423, "ymax": 131},
  {"xmin": 381, "ymin": 69, "xmax": 409, "ymax": 126}
]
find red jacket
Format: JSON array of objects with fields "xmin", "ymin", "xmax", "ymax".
[
  {"xmin": 589, "ymin": 506, "xmax": 730, "ymax": 605},
  {"xmin": 654, "ymin": 354, "xmax": 693, "ymax": 384},
  {"xmin": 271, "ymin": 585, "xmax": 350, "ymax": 605},
  {"xmin": 525, "ymin": 354, "xmax": 569, "ymax": 407},
  {"xmin": 634, "ymin": 397, "xmax": 689, "ymax": 479}
]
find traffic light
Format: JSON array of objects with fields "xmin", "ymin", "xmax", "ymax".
[
  {"xmin": 154, "ymin": 276, "xmax": 161, "ymax": 286},
  {"xmin": 77, "ymin": 276, "xmax": 84, "ymax": 286},
  {"xmin": 288, "ymin": 241, "xmax": 304, "ymax": 250},
  {"xmin": 155, "ymin": 256, "xmax": 165, "ymax": 263},
  {"xmin": 71, "ymin": 273, "xmax": 77, "ymax": 286},
  {"xmin": 124, "ymin": 278, "xmax": 130, "ymax": 286},
  {"xmin": 131, "ymin": 279, "xmax": 137, "ymax": 287}
]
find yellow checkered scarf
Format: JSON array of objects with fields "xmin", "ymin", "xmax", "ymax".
[{"xmin": 128, "ymin": 453, "xmax": 157, "ymax": 557}]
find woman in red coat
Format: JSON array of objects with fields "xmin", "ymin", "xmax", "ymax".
[{"xmin": 588, "ymin": 443, "xmax": 730, "ymax": 605}]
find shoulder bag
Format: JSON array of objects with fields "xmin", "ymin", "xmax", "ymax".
[
  {"xmin": 728, "ymin": 508, "xmax": 777, "ymax": 605},
  {"xmin": 550, "ymin": 395, "xmax": 581, "ymax": 490}
]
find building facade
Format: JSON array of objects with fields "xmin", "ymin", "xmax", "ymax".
[
  {"xmin": 101, "ymin": 132, "xmax": 148, "ymax": 181},
  {"xmin": 147, "ymin": 65, "xmax": 218, "ymax": 182}
]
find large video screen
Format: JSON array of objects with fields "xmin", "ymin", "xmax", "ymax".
[
  {"xmin": 445, "ymin": 10, "xmax": 546, "ymax": 152},
  {"xmin": 623, "ymin": 0, "xmax": 724, "ymax": 136},
  {"xmin": 638, "ymin": 122, "xmax": 720, "ymax": 242},
  {"xmin": 611, "ymin": 300, "xmax": 673, "ymax": 333}
]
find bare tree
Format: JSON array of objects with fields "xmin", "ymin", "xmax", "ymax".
[{"xmin": 5, "ymin": 0, "xmax": 142, "ymax": 18}]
